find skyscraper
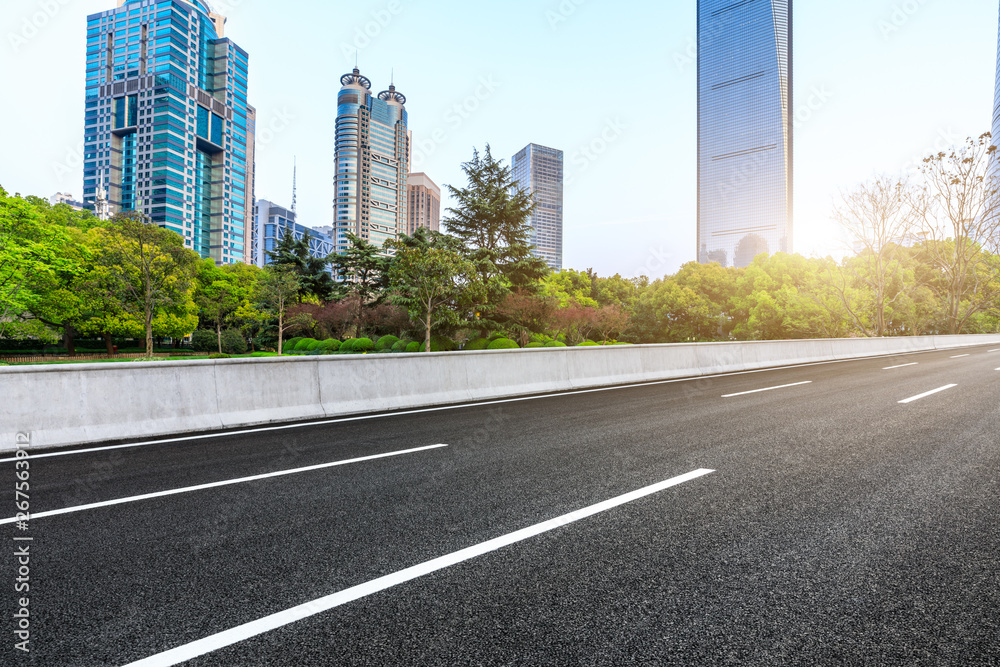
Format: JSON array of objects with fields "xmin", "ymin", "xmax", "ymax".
[
  {"xmin": 253, "ymin": 200, "xmax": 334, "ymax": 269},
  {"xmin": 407, "ymin": 173, "xmax": 441, "ymax": 235},
  {"xmin": 511, "ymin": 143, "xmax": 564, "ymax": 269},
  {"xmin": 333, "ymin": 68, "xmax": 410, "ymax": 254},
  {"xmin": 697, "ymin": 0, "xmax": 793, "ymax": 268},
  {"xmin": 83, "ymin": 0, "xmax": 254, "ymax": 265},
  {"xmin": 993, "ymin": 1, "xmax": 1000, "ymax": 143}
]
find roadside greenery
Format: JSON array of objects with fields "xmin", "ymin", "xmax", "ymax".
[{"xmin": 2, "ymin": 136, "xmax": 1000, "ymax": 360}]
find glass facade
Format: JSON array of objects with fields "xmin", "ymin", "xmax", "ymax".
[
  {"xmin": 254, "ymin": 200, "xmax": 334, "ymax": 269},
  {"xmin": 511, "ymin": 143, "xmax": 564, "ymax": 270},
  {"xmin": 994, "ymin": 2, "xmax": 1000, "ymax": 145},
  {"xmin": 334, "ymin": 68, "xmax": 409, "ymax": 255},
  {"xmin": 697, "ymin": 0, "xmax": 793, "ymax": 268},
  {"xmin": 83, "ymin": 0, "xmax": 254, "ymax": 265}
]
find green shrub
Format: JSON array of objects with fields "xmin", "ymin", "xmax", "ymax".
[
  {"xmin": 220, "ymin": 330, "xmax": 248, "ymax": 355},
  {"xmin": 375, "ymin": 348, "xmax": 393, "ymax": 354},
  {"xmin": 488, "ymin": 332, "xmax": 507, "ymax": 342},
  {"xmin": 343, "ymin": 338, "xmax": 374, "ymax": 353},
  {"xmin": 488, "ymin": 338, "xmax": 519, "ymax": 350},
  {"xmin": 464, "ymin": 337, "xmax": 489, "ymax": 351},
  {"xmin": 249, "ymin": 352, "xmax": 278, "ymax": 358},
  {"xmin": 190, "ymin": 329, "xmax": 217, "ymax": 353},
  {"xmin": 577, "ymin": 340, "xmax": 599, "ymax": 347},
  {"xmin": 391, "ymin": 339, "xmax": 412, "ymax": 352},
  {"xmin": 209, "ymin": 353, "xmax": 231, "ymax": 359},
  {"xmin": 430, "ymin": 335, "xmax": 457, "ymax": 352},
  {"xmin": 284, "ymin": 337, "xmax": 304, "ymax": 351},
  {"xmin": 317, "ymin": 339, "xmax": 341, "ymax": 352},
  {"xmin": 544, "ymin": 340, "xmax": 568, "ymax": 348},
  {"xmin": 525, "ymin": 342, "xmax": 544, "ymax": 348},
  {"xmin": 295, "ymin": 338, "xmax": 318, "ymax": 351},
  {"xmin": 376, "ymin": 335, "xmax": 399, "ymax": 351},
  {"xmin": 405, "ymin": 342, "xmax": 422, "ymax": 353},
  {"xmin": 529, "ymin": 333, "xmax": 552, "ymax": 345}
]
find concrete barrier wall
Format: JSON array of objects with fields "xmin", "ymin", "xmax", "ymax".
[{"xmin": 3, "ymin": 334, "xmax": 999, "ymax": 452}]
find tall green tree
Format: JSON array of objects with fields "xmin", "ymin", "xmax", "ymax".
[
  {"xmin": 331, "ymin": 232, "xmax": 389, "ymax": 338},
  {"xmin": 91, "ymin": 211, "xmax": 199, "ymax": 356},
  {"xmin": 256, "ymin": 265, "xmax": 301, "ymax": 355},
  {"xmin": 387, "ymin": 240, "xmax": 481, "ymax": 352},
  {"xmin": 267, "ymin": 229, "xmax": 336, "ymax": 302},
  {"xmin": 443, "ymin": 146, "xmax": 550, "ymax": 319}
]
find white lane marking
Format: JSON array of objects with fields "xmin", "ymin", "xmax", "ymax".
[
  {"xmin": 898, "ymin": 385, "xmax": 958, "ymax": 404},
  {"xmin": 721, "ymin": 381, "xmax": 812, "ymax": 398},
  {"xmin": 0, "ymin": 445, "xmax": 447, "ymax": 526},
  {"xmin": 951, "ymin": 354, "xmax": 970, "ymax": 359},
  {"xmin": 5, "ymin": 344, "xmax": 995, "ymax": 464},
  {"xmin": 989, "ymin": 349, "xmax": 1000, "ymax": 353},
  {"xmin": 883, "ymin": 362, "xmax": 918, "ymax": 370},
  {"xmin": 121, "ymin": 468, "xmax": 715, "ymax": 667}
]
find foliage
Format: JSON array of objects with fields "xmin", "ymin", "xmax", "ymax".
[
  {"xmin": 190, "ymin": 329, "xmax": 218, "ymax": 352},
  {"xmin": 391, "ymin": 339, "xmax": 413, "ymax": 352},
  {"xmin": 255, "ymin": 265, "xmax": 302, "ymax": 355},
  {"xmin": 464, "ymin": 337, "xmax": 489, "ymax": 350},
  {"xmin": 220, "ymin": 329, "xmax": 248, "ymax": 355},
  {"xmin": 405, "ymin": 341, "xmax": 422, "ymax": 353},
  {"xmin": 267, "ymin": 229, "xmax": 336, "ymax": 302},
  {"xmin": 331, "ymin": 233, "xmax": 389, "ymax": 338},
  {"xmin": 376, "ymin": 335, "xmax": 399, "ymax": 351},
  {"xmin": 430, "ymin": 335, "xmax": 458, "ymax": 352},
  {"xmin": 544, "ymin": 340, "xmax": 568, "ymax": 347},
  {"xmin": 487, "ymin": 338, "xmax": 519, "ymax": 350},
  {"xmin": 342, "ymin": 337, "xmax": 374, "ymax": 353}
]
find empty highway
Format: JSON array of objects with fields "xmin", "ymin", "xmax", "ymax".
[{"xmin": 3, "ymin": 344, "xmax": 999, "ymax": 665}]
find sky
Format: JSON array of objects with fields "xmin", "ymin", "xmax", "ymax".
[{"xmin": 1, "ymin": 0, "xmax": 998, "ymax": 280}]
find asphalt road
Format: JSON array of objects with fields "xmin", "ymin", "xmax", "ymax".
[{"xmin": 2, "ymin": 344, "xmax": 999, "ymax": 666}]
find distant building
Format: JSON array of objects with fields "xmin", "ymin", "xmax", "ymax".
[
  {"xmin": 697, "ymin": 0, "xmax": 793, "ymax": 268},
  {"xmin": 49, "ymin": 193, "xmax": 85, "ymax": 210},
  {"xmin": 254, "ymin": 199, "xmax": 333, "ymax": 268},
  {"xmin": 82, "ymin": 0, "xmax": 255, "ymax": 265},
  {"xmin": 334, "ymin": 68, "xmax": 409, "ymax": 254},
  {"xmin": 406, "ymin": 173, "xmax": 441, "ymax": 235},
  {"xmin": 511, "ymin": 143, "xmax": 564, "ymax": 269}
]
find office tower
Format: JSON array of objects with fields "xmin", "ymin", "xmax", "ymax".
[
  {"xmin": 49, "ymin": 193, "xmax": 85, "ymax": 210},
  {"xmin": 511, "ymin": 143, "xmax": 564, "ymax": 269},
  {"xmin": 254, "ymin": 200, "xmax": 334, "ymax": 269},
  {"xmin": 334, "ymin": 68, "xmax": 410, "ymax": 254},
  {"xmin": 697, "ymin": 0, "xmax": 793, "ymax": 268},
  {"xmin": 82, "ymin": 0, "xmax": 254, "ymax": 265},
  {"xmin": 406, "ymin": 173, "xmax": 441, "ymax": 235}
]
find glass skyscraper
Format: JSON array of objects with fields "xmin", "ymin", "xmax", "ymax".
[
  {"xmin": 253, "ymin": 200, "xmax": 334, "ymax": 269},
  {"xmin": 334, "ymin": 68, "xmax": 409, "ymax": 254},
  {"xmin": 511, "ymin": 143, "xmax": 564, "ymax": 270},
  {"xmin": 83, "ymin": 0, "xmax": 254, "ymax": 265},
  {"xmin": 993, "ymin": 2, "xmax": 1000, "ymax": 144},
  {"xmin": 697, "ymin": 0, "xmax": 793, "ymax": 268}
]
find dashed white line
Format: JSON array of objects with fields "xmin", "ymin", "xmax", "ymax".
[
  {"xmin": 951, "ymin": 354, "xmax": 970, "ymax": 359},
  {"xmin": 0, "ymin": 444, "xmax": 447, "ymax": 526},
  {"xmin": 120, "ymin": 468, "xmax": 715, "ymax": 667},
  {"xmin": 883, "ymin": 362, "xmax": 918, "ymax": 370},
  {"xmin": 721, "ymin": 381, "xmax": 812, "ymax": 398},
  {"xmin": 898, "ymin": 385, "xmax": 957, "ymax": 404}
]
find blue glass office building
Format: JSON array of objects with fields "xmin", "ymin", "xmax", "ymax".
[
  {"xmin": 334, "ymin": 68, "xmax": 409, "ymax": 254},
  {"xmin": 83, "ymin": 0, "xmax": 255, "ymax": 265},
  {"xmin": 511, "ymin": 144, "xmax": 564, "ymax": 270},
  {"xmin": 993, "ymin": 2, "xmax": 1000, "ymax": 143},
  {"xmin": 253, "ymin": 200, "xmax": 334, "ymax": 269},
  {"xmin": 697, "ymin": 0, "xmax": 793, "ymax": 268}
]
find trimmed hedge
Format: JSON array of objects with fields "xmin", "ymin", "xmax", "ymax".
[
  {"xmin": 391, "ymin": 339, "xmax": 413, "ymax": 352},
  {"xmin": 208, "ymin": 353, "xmax": 231, "ymax": 359},
  {"xmin": 525, "ymin": 342, "xmax": 544, "ymax": 348},
  {"xmin": 376, "ymin": 335, "xmax": 399, "ymax": 351},
  {"xmin": 191, "ymin": 329, "xmax": 217, "ymax": 352},
  {"xmin": 488, "ymin": 332, "xmax": 507, "ymax": 342},
  {"xmin": 284, "ymin": 337, "xmax": 304, "ymax": 351},
  {"xmin": 295, "ymin": 338, "xmax": 318, "ymax": 351},
  {"xmin": 488, "ymin": 338, "xmax": 519, "ymax": 350},
  {"xmin": 464, "ymin": 337, "xmax": 489, "ymax": 351},
  {"xmin": 405, "ymin": 342, "xmax": 422, "ymax": 353},
  {"xmin": 577, "ymin": 340, "xmax": 599, "ymax": 347},
  {"xmin": 317, "ymin": 339, "xmax": 341, "ymax": 352},
  {"xmin": 430, "ymin": 335, "xmax": 458, "ymax": 352},
  {"xmin": 544, "ymin": 340, "xmax": 568, "ymax": 348}
]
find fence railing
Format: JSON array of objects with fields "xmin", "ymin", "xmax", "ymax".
[{"xmin": 0, "ymin": 352, "xmax": 176, "ymax": 364}]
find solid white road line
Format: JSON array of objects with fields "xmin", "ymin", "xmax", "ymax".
[
  {"xmin": 721, "ymin": 381, "xmax": 812, "ymax": 398},
  {"xmin": 951, "ymin": 354, "xmax": 970, "ymax": 359},
  {"xmin": 121, "ymin": 468, "xmax": 715, "ymax": 667},
  {"xmin": 989, "ymin": 349, "xmax": 1000, "ymax": 353},
  {"xmin": 4, "ymin": 345, "xmax": 993, "ymax": 464},
  {"xmin": 0, "ymin": 444, "xmax": 447, "ymax": 526},
  {"xmin": 883, "ymin": 362, "xmax": 918, "ymax": 370},
  {"xmin": 898, "ymin": 385, "xmax": 957, "ymax": 404}
]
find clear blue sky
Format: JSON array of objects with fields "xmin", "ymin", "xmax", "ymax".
[{"xmin": 1, "ymin": 0, "xmax": 997, "ymax": 278}]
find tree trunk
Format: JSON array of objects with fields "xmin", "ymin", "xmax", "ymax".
[
  {"xmin": 277, "ymin": 309, "xmax": 284, "ymax": 355},
  {"xmin": 425, "ymin": 308, "xmax": 432, "ymax": 353},
  {"xmin": 145, "ymin": 310, "xmax": 154, "ymax": 357},
  {"xmin": 217, "ymin": 322, "xmax": 223, "ymax": 354},
  {"xmin": 103, "ymin": 333, "xmax": 114, "ymax": 356},
  {"xmin": 63, "ymin": 325, "xmax": 76, "ymax": 357}
]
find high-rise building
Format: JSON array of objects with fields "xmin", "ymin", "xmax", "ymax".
[
  {"xmin": 49, "ymin": 193, "xmax": 86, "ymax": 210},
  {"xmin": 333, "ymin": 68, "xmax": 410, "ymax": 254},
  {"xmin": 406, "ymin": 173, "xmax": 441, "ymax": 235},
  {"xmin": 254, "ymin": 200, "xmax": 334, "ymax": 268},
  {"xmin": 82, "ymin": 0, "xmax": 254, "ymax": 265},
  {"xmin": 511, "ymin": 143, "xmax": 564, "ymax": 269},
  {"xmin": 697, "ymin": 0, "xmax": 793, "ymax": 268},
  {"xmin": 993, "ymin": 2, "xmax": 1000, "ymax": 144}
]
